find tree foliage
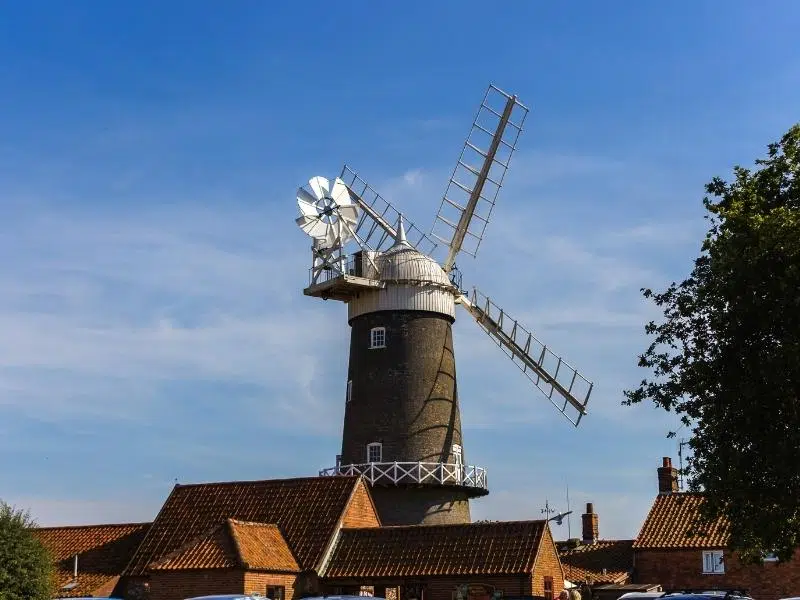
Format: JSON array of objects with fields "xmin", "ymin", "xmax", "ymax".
[
  {"xmin": 0, "ymin": 501, "xmax": 53, "ymax": 600},
  {"xmin": 624, "ymin": 124, "xmax": 800, "ymax": 562}
]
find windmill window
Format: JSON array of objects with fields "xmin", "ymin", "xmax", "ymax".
[
  {"xmin": 370, "ymin": 327, "xmax": 386, "ymax": 349},
  {"xmin": 367, "ymin": 442, "xmax": 382, "ymax": 463},
  {"xmin": 702, "ymin": 550, "xmax": 725, "ymax": 574},
  {"xmin": 452, "ymin": 444, "xmax": 463, "ymax": 466},
  {"xmin": 346, "ymin": 379, "xmax": 352, "ymax": 403}
]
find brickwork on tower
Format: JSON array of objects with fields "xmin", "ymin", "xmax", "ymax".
[{"xmin": 340, "ymin": 309, "xmax": 483, "ymax": 525}]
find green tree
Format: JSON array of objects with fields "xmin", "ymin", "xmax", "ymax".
[
  {"xmin": 0, "ymin": 501, "xmax": 53, "ymax": 600},
  {"xmin": 624, "ymin": 124, "xmax": 800, "ymax": 562}
]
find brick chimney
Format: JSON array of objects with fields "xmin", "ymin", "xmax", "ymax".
[
  {"xmin": 581, "ymin": 502, "xmax": 599, "ymax": 544},
  {"xmin": 657, "ymin": 456, "xmax": 678, "ymax": 494}
]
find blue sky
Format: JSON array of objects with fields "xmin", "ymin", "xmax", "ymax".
[{"xmin": 1, "ymin": 1, "xmax": 798, "ymax": 539}]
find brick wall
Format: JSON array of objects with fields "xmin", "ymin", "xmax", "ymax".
[
  {"xmin": 532, "ymin": 526, "xmax": 565, "ymax": 597},
  {"xmin": 635, "ymin": 549, "xmax": 800, "ymax": 600},
  {"xmin": 149, "ymin": 569, "xmax": 244, "ymax": 600},
  {"xmin": 342, "ymin": 479, "xmax": 381, "ymax": 528},
  {"xmin": 326, "ymin": 576, "xmax": 531, "ymax": 600},
  {"xmin": 244, "ymin": 572, "xmax": 298, "ymax": 600},
  {"xmin": 425, "ymin": 576, "xmax": 531, "ymax": 600}
]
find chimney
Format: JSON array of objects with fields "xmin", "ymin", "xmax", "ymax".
[
  {"xmin": 581, "ymin": 502, "xmax": 599, "ymax": 544},
  {"xmin": 657, "ymin": 457, "xmax": 679, "ymax": 494}
]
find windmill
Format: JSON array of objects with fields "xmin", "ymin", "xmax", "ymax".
[{"xmin": 295, "ymin": 84, "xmax": 593, "ymax": 526}]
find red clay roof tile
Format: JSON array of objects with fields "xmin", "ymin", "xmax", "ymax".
[
  {"xmin": 150, "ymin": 520, "xmax": 299, "ymax": 572},
  {"xmin": 231, "ymin": 521, "xmax": 299, "ymax": 572},
  {"xmin": 633, "ymin": 493, "xmax": 729, "ymax": 549},
  {"xmin": 557, "ymin": 540, "xmax": 633, "ymax": 584},
  {"xmin": 32, "ymin": 522, "xmax": 150, "ymax": 598},
  {"xmin": 125, "ymin": 476, "xmax": 360, "ymax": 576},
  {"xmin": 325, "ymin": 520, "xmax": 548, "ymax": 578}
]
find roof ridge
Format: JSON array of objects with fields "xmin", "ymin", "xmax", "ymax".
[
  {"xmin": 173, "ymin": 475, "xmax": 360, "ymax": 489},
  {"xmin": 149, "ymin": 521, "xmax": 228, "ymax": 570},
  {"xmin": 228, "ymin": 519, "xmax": 280, "ymax": 528},
  {"xmin": 226, "ymin": 519, "xmax": 248, "ymax": 570},
  {"xmin": 342, "ymin": 519, "xmax": 548, "ymax": 532},
  {"xmin": 33, "ymin": 522, "xmax": 151, "ymax": 531}
]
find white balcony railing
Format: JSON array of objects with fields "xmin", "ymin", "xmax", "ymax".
[{"xmin": 319, "ymin": 461, "xmax": 488, "ymax": 491}]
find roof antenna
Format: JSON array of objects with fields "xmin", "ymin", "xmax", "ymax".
[
  {"xmin": 678, "ymin": 439, "xmax": 689, "ymax": 491},
  {"xmin": 566, "ymin": 484, "xmax": 572, "ymax": 539}
]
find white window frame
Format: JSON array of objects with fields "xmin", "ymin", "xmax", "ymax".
[
  {"xmin": 702, "ymin": 550, "xmax": 725, "ymax": 574},
  {"xmin": 763, "ymin": 551, "xmax": 779, "ymax": 562},
  {"xmin": 366, "ymin": 442, "xmax": 382, "ymax": 463},
  {"xmin": 346, "ymin": 379, "xmax": 352, "ymax": 403},
  {"xmin": 452, "ymin": 443, "xmax": 463, "ymax": 466},
  {"xmin": 369, "ymin": 327, "xmax": 386, "ymax": 349}
]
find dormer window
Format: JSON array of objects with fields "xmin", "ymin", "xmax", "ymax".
[
  {"xmin": 370, "ymin": 327, "xmax": 386, "ymax": 349},
  {"xmin": 367, "ymin": 442, "xmax": 382, "ymax": 463}
]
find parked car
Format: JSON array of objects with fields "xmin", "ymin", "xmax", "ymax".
[
  {"xmin": 184, "ymin": 595, "xmax": 272, "ymax": 600},
  {"xmin": 618, "ymin": 594, "xmax": 665, "ymax": 600}
]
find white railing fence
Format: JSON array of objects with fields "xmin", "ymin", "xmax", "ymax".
[{"xmin": 319, "ymin": 461, "xmax": 488, "ymax": 490}]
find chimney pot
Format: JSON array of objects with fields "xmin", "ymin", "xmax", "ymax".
[
  {"xmin": 581, "ymin": 502, "xmax": 599, "ymax": 544},
  {"xmin": 657, "ymin": 456, "xmax": 679, "ymax": 494}
]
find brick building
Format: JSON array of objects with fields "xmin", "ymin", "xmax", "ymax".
[
  {"xmin": 557, "ymin": 504, "xmax": 634, "ymax": 587},
  {"xmin": 31, "ymin": 523, "xmax": 151, "ymax": 598},
  {"xmin": 632, "ymin": 457, "xmax": 800, "ymax": 600},
  {"xmin": 34, "ymin": 475, "xmax": 565, "ymax": 600},
  {"xmin": 325, "ymin": 520, "xmax": 564, "ymax": 600}
]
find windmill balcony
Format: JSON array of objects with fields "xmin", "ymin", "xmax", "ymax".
[{"xmin": 319, "ymin": 461, "xmax": 489, "ymax": 494}]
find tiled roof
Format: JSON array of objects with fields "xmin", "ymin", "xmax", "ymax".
[
  {"xmin": 125, "ymin": 475, "xmax": 361, "ymax": 576},
  {"xmin": 633, "ymin": 493, "xmax": 729, "ymax": 549},
  {"xmin": 151, "ymin": 520, "xmax": 299, "ymax": 572},
  {"xmin": 325, "ymin": 520, "xmax": 548, "ymax": 578},
  {"xmin": 31, "ymin": 522, "xmax": 151, "ymax": 598},
  {"xmin": 232, "ymin": 521, "xmax": 299, "ymax": 572},
  {"xmin": 557, "ymin": 540, "xmax": 634, "ymax": 584}
]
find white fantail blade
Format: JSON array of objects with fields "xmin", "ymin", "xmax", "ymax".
[
  {"xmin": 296, "ymin": 215, "xmax": 330, "ymax": 240},
  {"xmin": 297, "ymin": 187, "xmax": 319, "ymax": 208},
  {"xmin": 297, "ymin": 197, "xmax": 318, "ymax": 218},
  {"xmin": 331, "ymin": 178, "xmax": 355, "ymax": 206},
  {"xmin": 337, "ymin": 204, "xmax": 359, "ymax": 225},
  {"xmin": 309, "ymin": 176, "xmax": 330, "ymax": 200}
]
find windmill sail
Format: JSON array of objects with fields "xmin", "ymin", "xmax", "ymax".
[
  {"xmin": 459, "ymin": 288, "xmax": 593, "ymax": 426},
  {"xmin": 340, "ymin": 165, "xmax": 438, "ymax": 256},
  {"xmin": 431, "ymin": 85, "xmax": 529, "ymax": 272}
]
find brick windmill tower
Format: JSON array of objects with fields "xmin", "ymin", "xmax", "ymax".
[{"xmin": 294, "ymin": 84, "xmax": 594, "ymax": 526}]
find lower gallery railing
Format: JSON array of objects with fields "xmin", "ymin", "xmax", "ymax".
[{"xmin": 319, "ymin": 461, "xmax": 488, "ymax": 490}]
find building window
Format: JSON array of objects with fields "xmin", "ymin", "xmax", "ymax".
[
  {"xmin": 370, "ymin": 327, "xmax": 386, "ymax": 349},
  {"xmin": 367, "ymin": 442, "xmax": 382, "ymax": 463},
  {"xmin": 346, "ymin": 379, "xmax": 353, "ymax": 403},
  {"xmin": 543, "ymin": 576, "xmax": 553, "ymax": 600},
  {"xmin": 452, "ymin": 444, "xmax": 462, "ymax": 466},
  {"xmin": 702, "ymin": 550, "xmax": 725, "ymax": 574},
  {"xmin": 267, "ymin": 586, "xmax": 285, "ymax": 600}
]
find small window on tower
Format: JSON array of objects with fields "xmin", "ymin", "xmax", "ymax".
[
  {"xmin": 367, "ymin": 442, "xmax": 382, "ymax": 463},
  {"xmin": 346, "ymin": 379, "xmax": 352, "ymax": 403},
  {"xmin": 370, "ymin": 327, "xmax": 386, "ymax": 349},
  {"xmin": 452, "ymin": 444, "xmax": 463, "ymax": 466}
]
